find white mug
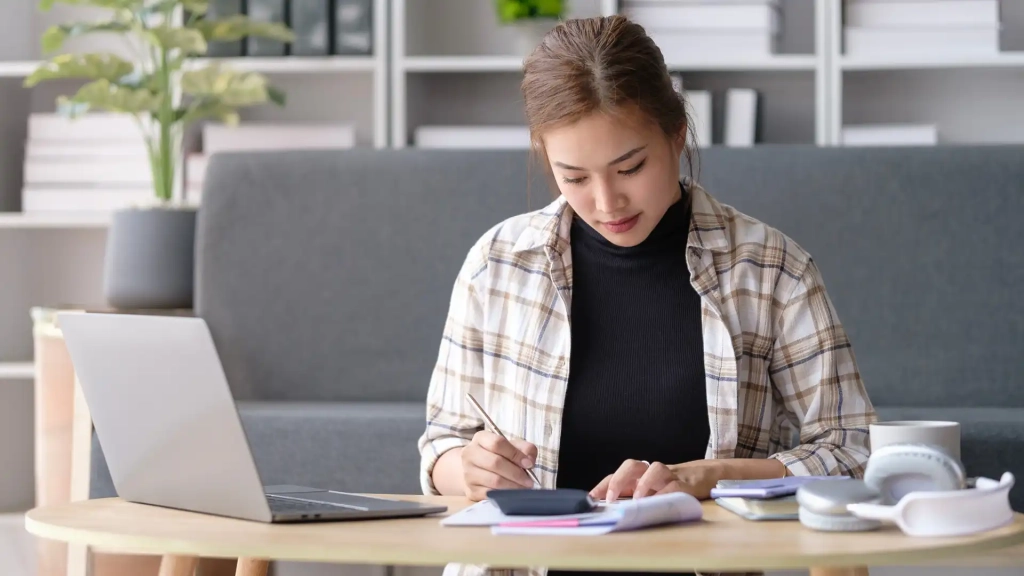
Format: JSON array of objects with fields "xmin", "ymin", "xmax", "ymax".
[{"xmin": 869, "ymin": 420, "xmax": 961, "ymax": 460}]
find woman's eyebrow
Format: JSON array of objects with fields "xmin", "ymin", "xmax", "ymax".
[{"xmin": 553, "ymin": 146, "xmax": 647, "ymax": 171}]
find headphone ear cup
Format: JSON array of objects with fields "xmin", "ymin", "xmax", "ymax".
[
  {"xmin": 864, "ymin": 444, "xmax": 966, "ymax": 504},
  {"xmin": 798, "ymin": 507, "xmax": 881, "ymax": 532}
]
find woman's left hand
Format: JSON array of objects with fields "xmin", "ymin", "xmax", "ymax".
[{"xmin": 590, "ymin": 459, "xmax": 724, "ymax": 501}]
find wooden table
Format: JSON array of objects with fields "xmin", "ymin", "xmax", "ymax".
[{"xmin": 24, "ymin": 495, "xmax": 1024, "ymax": 576}]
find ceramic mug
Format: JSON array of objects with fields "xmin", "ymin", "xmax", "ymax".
[{"xmin": 869, "ymin": 420, "xmax": 961, "ymax": 460}]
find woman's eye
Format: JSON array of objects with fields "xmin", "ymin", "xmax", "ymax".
[
  {"xmin": 619, "ymin": 159, "xmax": 646, "ymax": 176},
  {"xmin": 562, "ymin": 176, "xmax": 586, "ymax": 185}
]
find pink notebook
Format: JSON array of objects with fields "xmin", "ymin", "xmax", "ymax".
[{"xmin": 492, "ymin": 492, "xmax": 702, "ymax": 535}]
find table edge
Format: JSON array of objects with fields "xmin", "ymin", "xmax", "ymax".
[{"xmin": 24, "ymin": 509, "xmax": 1024, "ymax": 572}]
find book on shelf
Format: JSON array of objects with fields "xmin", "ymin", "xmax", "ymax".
[
  {"xmin": 28, "ymin": 113, "xmax": 144, "ymax": 142},
  {"xmin": 845, "ymin": 0, "xmax": 999, "ymax": 28},
  {"xmin": 648, "ymin": 30, "xmax": 778, "ymax": 60},
  {"xmin": 290, "ymin": 0, "xmax": 331, "ymax": 56},
  {"xmin": 724, "ymin": 88, "xmax": 761, "ymax": 147},
  {"xmin": 621, "ymin": 0, "xmax": 780, "ymax": 59},
  {"xmin": 841, "ymin": 124, "xmax": 938, "ymax": 147},
  {"xmin": 207, "ymin": 0, "xmax": 245, "ymax": 57},
  {"xmin": 687, "ymin": 91, "xmax": 712, "ymax": 149},
  {"xmin": 335, "ymin": 0, "xmax": 373, "ymax": 55},
  {"xmin": 843, "ymin": 0, "xmax": 1001, "ymax": 58},
  {"xmin": 844, "ymin": 27, "xmax": 999, "ymax": 57},
  {"xmin": 247, "ymin": 0, "xmax": 288, "ymax": 57},
  {"xmin": 22, "ymin": 188, "xmax": 154, "ymax": 213},
  {"xmin": 202, "ymin": 122, "xmax": 357, "ymax": 154},
  {"xmin": 196, "ymin": 0, "xmax": 374, "ymax": 58},
  {"xmin": 621, "ymin": 3, "xmax": 780, "ymax": 33},
  {"xmin": 413, "ymin": 126, "xmax": 531, "ymax": 150}
]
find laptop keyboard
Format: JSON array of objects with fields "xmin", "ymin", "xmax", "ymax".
[{"xmin": 266, "ymin": 495, "xmax": 363, "ymax": 514}]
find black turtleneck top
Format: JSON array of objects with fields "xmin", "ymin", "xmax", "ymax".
[
  {"xmin": 556, "ymin": 193, "xmax": 710, "ymax": 491},
  {"xmin": 551, "ymin": 193, "xmax": 709, "ymax": 576}
]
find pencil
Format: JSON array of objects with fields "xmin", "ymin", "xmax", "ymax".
[{"xmin": 465, "ymin": 392, "xmax": 541, "ymax": 487}]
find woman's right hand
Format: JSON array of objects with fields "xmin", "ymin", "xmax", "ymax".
[{"xmin": 461, "ymin": 431, "xmax": 538, "ymax": 501}]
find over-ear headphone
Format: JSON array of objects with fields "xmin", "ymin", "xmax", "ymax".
[
  {"xmin": 863, "ymin": 443, "xmax": 966, "ymax": 503},
  {"xmin": 797, "ymin": 443, "xmax": 968, "ymax": 532}
]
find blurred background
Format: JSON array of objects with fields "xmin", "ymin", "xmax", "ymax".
[{"xmin": 1, "ymin": 1, "xmax": 1022, "ymax": 575}]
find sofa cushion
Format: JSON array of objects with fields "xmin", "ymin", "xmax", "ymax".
[
  {"xmin": 91, "ymin": 401, "xmax": 426, "ymax": 499},
  {"xmin": 196, "ymin": 149, "xmax": 544, "ymax": 402},
  {"xmin": 696, "ymin": 145, "xmax": 1024, "ymax": 409},
  {"xmin": 875, "ymin": 406, "xmax": 1024, "ymax": 511}
]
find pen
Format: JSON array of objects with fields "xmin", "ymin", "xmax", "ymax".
[{"xmin": 465, "ymin": 392, "xmax": 541, "ymax": 487}]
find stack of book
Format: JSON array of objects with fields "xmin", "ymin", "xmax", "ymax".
[
  {"xmin": 186, "ymin": 122, "xmax": 357, "ymax": 202},
  {"xmin": 621, "ymin": 0, "xmax": 781, "ymax": 61},
  {"xmin": 21, "ymin": 113, "xmax": 154, "ymax": 213},
  {"xmin": 412, "ymin": 126, "xmax": 531, "ymax": 149},
  {"xmin": 844, "ymin": 0, "xmax": 1000, "ymax": 59},
  {"xmin": 840, "ymin": 123, "xmax": 939, "ymax": 147}
]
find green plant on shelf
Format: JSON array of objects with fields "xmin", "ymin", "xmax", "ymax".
[
  {"xmin": 23, "ymin": 0, "xmax": 296, "ymax": 204},
  {"xmin": 495, "ymin": 0, "xmax": 564, "ymax": 23}
]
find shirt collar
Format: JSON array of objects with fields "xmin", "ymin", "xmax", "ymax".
[{"xmin": 511, "ymin": 178, "xmax": 731, "ymax": 255}]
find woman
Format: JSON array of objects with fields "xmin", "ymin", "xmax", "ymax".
[{"xmin": 418, "ymin": 14, "xmax": 876, "ymax": 576}]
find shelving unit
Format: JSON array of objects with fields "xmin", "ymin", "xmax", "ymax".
[{"xmin": 828, "ymin": 0, "xmax": 1024, "ymax": 145}]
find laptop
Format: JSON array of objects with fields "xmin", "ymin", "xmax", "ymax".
[{"xmin": 57, "ymin": 311, "xmax": 447, "ymax": 523}]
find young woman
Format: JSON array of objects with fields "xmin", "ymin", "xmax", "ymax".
[{"xmin": 418, "ymin": 14, "xmax": 876, "ymax": 576}]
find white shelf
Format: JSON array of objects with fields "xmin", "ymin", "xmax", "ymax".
[
  {"xmin": 842, "ymin": 52, "xmax": 1024, "ymax": 71},
  {"xmin": 0, "ymin": 212, "xmax": 112, "ymax": 229},
  {"xmin": 402, "ymin": 56, "xmax": 525, "ymax": 73},
  {"xmin": 0, "ymin": 61, "xmax": 39, "ymax": 78},
  {"xmin": 666, "ymin": 55, "xmax": 818, "ymax": 72},
  {"xmin": 0, "ymin": 363, "xmax": 33, "ymax": 380},
  {"xmin": 188, "ymin": 56, "xmax": 378, "ymax": 74}
]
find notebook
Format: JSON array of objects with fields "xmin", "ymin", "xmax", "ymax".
[
  {"xmin": 490, "ymin": 492, "xmax": 703, "ymax": 535},
  {"xmin": 709, "ymin": 475, "xmax": 848, "ymax": 499},
  {"xmin": 714, "ymin": 494, "xmax": 798, "ymax": 521}
]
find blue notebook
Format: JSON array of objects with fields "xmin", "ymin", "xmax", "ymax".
[{"xmin": 709, "ymin": 475, "xmax": 849, "ymax": 499}]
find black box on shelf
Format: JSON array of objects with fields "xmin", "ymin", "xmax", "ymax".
[
  {"xmin": 247, "ymin": 0, "xmax": 288, "ymax": 56},
  {"xmin": 207, "ymin": 0, "xmax": 245, "ymax": 57},
  {"xmin": 289, "ymin": 0, "xmax": 331, "ymax": 56},
  {"xmin": 333, "ymin": 0, "xmax": 373, "ymax": 55}
]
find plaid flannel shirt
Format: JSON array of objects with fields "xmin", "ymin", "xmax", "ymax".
[{"xmin": 418, "ymin": 181, "xmax": 877, "ymax": 576}]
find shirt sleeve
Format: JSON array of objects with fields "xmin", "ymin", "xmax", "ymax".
[
  {"xmin": 768, "ymin": 258, "xmax": 878, "ymax": 478},
  {"xmin": 417, "ymin": 244, "xmax": 488, "ymax": 495}
]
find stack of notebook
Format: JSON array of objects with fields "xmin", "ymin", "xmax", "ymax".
[{"xmin": 712, "ymin": 475, "xmax": 848, "ymax": 521}]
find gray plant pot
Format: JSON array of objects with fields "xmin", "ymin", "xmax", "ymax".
[{"xmin": 103, "ymin": 207, "xmax": 197, "ymax": 310}]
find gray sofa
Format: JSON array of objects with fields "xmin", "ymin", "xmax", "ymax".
[{"xmin": 90, "ymin": 145, "xmax": 1024, "ymax": 511}]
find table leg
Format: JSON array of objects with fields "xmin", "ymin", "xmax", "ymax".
[
  {"xmin": 809, "ymin": 567, "xmax": 869, "ymax": 576},
  {"xmin": 159, "ymin": 555, "xmax": 199, "ymax": 576},
  {"xmin": 235, "ymin": 558, "xmax": 270, "ymax": 576}
]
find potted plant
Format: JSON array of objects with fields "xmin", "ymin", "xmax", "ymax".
[
  {"xmin": 24, "ymin": 0, "xmax": 294, "ymax": 310},
  {"xmin": 495, "ymin": 0, "xmax": 564, "ymax": 56}
]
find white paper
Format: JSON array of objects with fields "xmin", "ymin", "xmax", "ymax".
[{"xmin": 487, "ymin": 493, "xmax": 703, "ymax": 536}]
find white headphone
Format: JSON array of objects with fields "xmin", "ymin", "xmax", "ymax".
[{"xmin": 797, "ymin": 443, "xmax": 1013, "ymax": 536}]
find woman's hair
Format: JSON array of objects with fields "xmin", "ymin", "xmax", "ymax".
[{"xmin": 521, "ymin": 15, "xmax": 698, "ymax": 180}]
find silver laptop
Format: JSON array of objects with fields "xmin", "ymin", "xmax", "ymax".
[{"xmin": 57, "ymin": 312, "xmax": 447, "ymax": 523}]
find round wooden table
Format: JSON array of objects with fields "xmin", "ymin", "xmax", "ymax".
[{"xmin": 24, "ymin": 495, "xmax": 1024, "ymax": 576}]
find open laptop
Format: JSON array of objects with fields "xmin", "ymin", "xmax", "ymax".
[{"xmin": 57, "ymin": 311, "xmax": 447, "ymax": 523}]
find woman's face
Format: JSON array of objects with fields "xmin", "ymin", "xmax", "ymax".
[{"xmin": 542, "ymin": 110, "xmax": 686, "ymax": 247}]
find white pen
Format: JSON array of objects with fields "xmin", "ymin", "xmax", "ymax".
[{"xmin": 465, "ymin": 392, "xmax": 541, "ymax": 487}]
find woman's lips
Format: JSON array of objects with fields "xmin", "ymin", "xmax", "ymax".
[{"xmin": 603, "ymin": 214, "xmax": 639, "ymax": 234}]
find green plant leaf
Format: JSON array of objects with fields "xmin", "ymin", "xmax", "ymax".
[
  {"xmin": 267, "ymin": 85, "xmax": 286, "ymax": 107},
  {"xmin": 176, "ymin": 98, "xmax": 239, "ymax": 125},
  {"xmin": 181, "ymin": 64, "xmax": 276, "ymax": 106},
  {"xmin": 39, "ymin": 0, "xmax": 142, "ymax": 11},
  {"xmin": 57, "ymin": 78, "xmax": 163, "ymax": 114},
  {"xmin": 141, "ymin": 0, "xmax": 209, "ymax": 17},
  {"xmin": 23, "ymin": 53, "xmax": 136, "ymax": 87},
  {"xmin": 146, "ymin": 26, "xmax": 207, "ymax": 54},
  {"xmin": 41, "ymin": 21, "xmax": 132, "ymax": 53},
  {"xmin": 195, "ymin": 15, "xmax": 295, "ymax": 43}
]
